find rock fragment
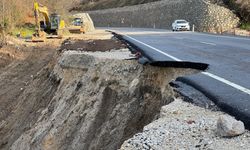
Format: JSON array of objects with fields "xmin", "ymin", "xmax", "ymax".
[
  {"xmin": 129, "ymin": 78, "xmax": 140, "ymax": 95},
  {"xmin": 217, "ymin": 115, "xmax": 245, "ymax": 137}
]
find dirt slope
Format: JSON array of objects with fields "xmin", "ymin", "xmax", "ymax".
[{"xmin": 0, "ymin": 41, "xmax": 62, "ymax": 149}]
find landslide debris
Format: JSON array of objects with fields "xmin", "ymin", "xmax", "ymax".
[
  {"xmin": 10, "ymin": 51, "xmax": 195, "ymax": 150},
  {"xmin": 120, "ymin": 99, "xmax": 250, "ymax": 150},
  {"xmin": 0, "ymin": 30, "xmax": 197, "ymax": 150}
]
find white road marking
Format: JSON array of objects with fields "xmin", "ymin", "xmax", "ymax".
[
  {"xmin": 120, "ymin": 33, "xmax": 250, "ymax": 96},
  {"xmin": 202, "ymin": 72, "xmax": 250, "ymax": 94},
  {"xmin": 125, "ymin": 35, "xmax": 182, "ymax": 61},
  {"xmin": 194, "ymin": 32, "xmax": 250, "ymax": 41},
  {"xmin": 174, "ymin": 37, "xmax": 184, "ymax": 40},
  {"xmin": 200, "ymin": 41, "xmax": 216, "ymax": 46},
  {"xmin": 116, "ymin": 31, "xmax": 171, "ymax": 35}
]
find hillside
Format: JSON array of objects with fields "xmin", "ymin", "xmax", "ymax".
[
  {"xmin": 212, "ymin": 0, "xmax": 250, "ymax": 22},
  {"xmin": 0, "ymin": 0, "xmax": 81, "ymax": 29},
  {"xmin": 0, "ymin": 0, "xmax": 249, "ymax": 32},
  {"xmin": 1, "ymin": 0, "xmax": 247, "ymax": 22},
  {"xmin": 71, "ymin": 0, "xmax": 160, "ymax": 11},
  {"xmin": 72, "ymin": 0, "xmax": 249, "ymax": 30}
]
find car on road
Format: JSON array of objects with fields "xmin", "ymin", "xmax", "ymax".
[{"xmin": 172, "ymin": 20, "xmax": 190, "ymax": 31}]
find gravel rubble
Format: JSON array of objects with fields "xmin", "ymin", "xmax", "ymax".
[
  {"xmin": 120, "ymin": 98, "xmax": 250, "ymax": 150},
  {"xmin": 63, "ymin": 49, "xmax": 135, "ymax": 60}
]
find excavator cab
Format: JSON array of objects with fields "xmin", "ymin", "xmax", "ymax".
[
  {"xmin": 50, "ymin": 14, "xmax": 61, "ymax": 31},
  {"xmin": 48, "ymin": 14, "xmax": 65, "ymax": 37},
  {"xmin": 73, "ymin": 18, "xmax": 83, "ymax": 26}
]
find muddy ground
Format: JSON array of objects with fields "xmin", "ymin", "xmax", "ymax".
[{"xmin": 0, "ymin": 30, "xmax": 197, "ymax": 150}]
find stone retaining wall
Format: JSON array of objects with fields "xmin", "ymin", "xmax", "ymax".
[{"xmin": 85, "ymin": 0, "xmax": 239, "ymax": 32}]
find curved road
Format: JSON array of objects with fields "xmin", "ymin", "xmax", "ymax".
[{"xmin": 109, "ymin": 28, "xmax": 250, "ymax": 128}]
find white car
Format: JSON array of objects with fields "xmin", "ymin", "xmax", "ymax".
[{"xmin": 172, "ymin": 20, "xmax": 190, "ymax": 31}]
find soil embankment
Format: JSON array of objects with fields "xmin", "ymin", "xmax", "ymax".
[{"xmin": 0, "ymin": 39, "xmax": 63, "ymax": 149}]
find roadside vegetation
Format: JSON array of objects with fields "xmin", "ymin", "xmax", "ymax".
[
  {"xmin": 222, "ymin": 0, "xmax": 250, "ymax": 31},
  {"xmin": 10, "ymin": 24, "xmax": 36, "ymax": 38},
  {"xmin": 222, "ymin": 0, "xmax": 250, "ymax": 22},
  {"xmin": 0, "ymin": 0, "xmax": 80, "ymax": 38},
  {"xmin": 240, "ymin": 22, "xmax": 250, "ymax": 31},
  {"xmin": 0, "ymin": 0, "xmax": 249, "ymax": 38}
]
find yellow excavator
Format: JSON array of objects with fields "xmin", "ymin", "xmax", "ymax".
[
  {"xmin": 68, "ymin": 17, "xmax": 85, "ymax": 34},
  {"xmin": 68, "ymin": 13, "xmax": 95, "ymax": 34},
  {"xmin": 32, "ymin": 2, "xmax": 65, "ymax": 42}
]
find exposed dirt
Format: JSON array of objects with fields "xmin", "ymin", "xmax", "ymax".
[
  {"xmin": 61, "ymin": 39, "xmax": 127, "ymax": 52},
  {"xmin": 0, "ymin": 39, "xmax": 63, "ymax": 149},
  {"xmin": 0, "ymin": 31, "xmax": 197, "ymax": 150},
  {"xmin": 0, "ymin": 53, "xmax": 12, "ymax": 69}
]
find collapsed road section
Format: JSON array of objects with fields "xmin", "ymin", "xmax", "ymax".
[
  {"xmin": 109, "ymin": 28, "xmax": 250, "ymax": 130},
  {"xmin": 0, "ymin": 30, "xmax": 197, "ymax": 150},
  {"xmin": 1, "ymin": 29, "xmax": 250, "ymax": 150}
]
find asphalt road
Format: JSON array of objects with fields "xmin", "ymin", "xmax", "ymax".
[{"xmin": 109, "ymin": 28, "xmax": 250, "ymax": 128}]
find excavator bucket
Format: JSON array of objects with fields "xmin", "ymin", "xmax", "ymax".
[{"xmin": 31, "ymin": 30, "xmax": 46, "ymax": 42}]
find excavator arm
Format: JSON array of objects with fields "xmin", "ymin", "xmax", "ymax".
[
  {"xmin": 34, "ymin": 2, "xmax": 50, "ymax": 28},
  {"xmin": 32, "ymin": 2, "xmax": 49, "ymax": 42}
]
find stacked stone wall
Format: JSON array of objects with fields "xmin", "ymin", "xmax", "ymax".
[{"xmin": 85, "ymin": 0, "xmax": 239, "ymax": 32}]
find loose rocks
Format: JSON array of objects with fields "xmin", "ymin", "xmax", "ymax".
[
  {"xmin": 120, "ymin": 99, "xmax": 250, "ymax": 150},
  {"xmin": 217, "ymin": 115, "xmax": 245, "ymax": 137}
]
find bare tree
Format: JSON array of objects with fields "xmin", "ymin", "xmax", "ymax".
[{"xmin": 0, "ymin": 0, "xmax": 6, "ymax": 47}]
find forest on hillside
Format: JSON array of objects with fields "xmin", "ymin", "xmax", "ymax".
[
  {"xmin": 223, "ymin": 0, "xmax": 250, "ymax": 22},
  {"xmin": 0, "ymin": 0, "xmax": 81, "ymax": 29}
]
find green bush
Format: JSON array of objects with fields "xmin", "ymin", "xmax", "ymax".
[
  {"xmin": 10, "ymin": 25, "xmax": 35, "ymax": 38},
  {"xmin": 240, "ymin": 22, "xmax": 250, "ymax": 31}
]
